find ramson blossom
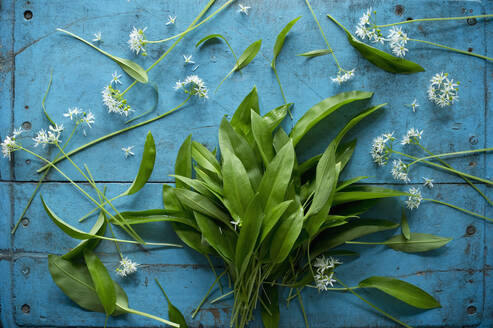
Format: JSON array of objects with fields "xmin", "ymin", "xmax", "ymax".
[
  {"xmin": 355, "ymin": 8, "xmax": 384, "ymax": 43},
  {"xmin": 427, "ymin": 72, "xmax": 459, "ymax": 108},
  {"xmin": 1, "ymin": 128, "xmax": 23, "ymax": 159},
  {"xmin": 102, "ymin": 85, "xmax": 133, "ymax": 116},
  {"xmin": 122, "ymin": 146, "xmax": 135, "ymax": 158},
  {"xmin": 174, "ymin": 75, "xmax": 209, "ymax": 99},
  {"xmin": 423, "ymin": 177, "xmax": 434, "ymax": 189},
  {"xmin": 92, "ymin": 32, "xmax": 102, "ymax": 42},
  {"xmin": 115, "ymin": 257, "xmax": 139, "ymax": 277},
  {"xmin": 408, "ymin": 99, "xmax": 419, "ymax": 112},
  {"xmin": 33, "ymin": 123, "xmax": 64, "ymax": 148},
  {"xmin": 401, "ymin": 128, "xmax": 423, "ymax": 145},
  {"xmin": 331, "ymin": 68, "xmax": 356, "ymax": 85},
  {"xmin": 391, "ymin": 159, "xmax": 410, "ymax": 182},
  {"xmin": 370, "ymin": 132, "xmax": 394, "ymax": 166},
  {"xmin": 405, "ymin": 187, "xmax": 423, "ymax": 210},
  {"xmin": 313, "ymin": 256, "xmax": 341, "ymax": 291},
  {"xmin": 238, "ymin": 4, "xmax": 250, "ymax": 15},
  {"xmin": 166, "ymin": 15, "xmax": 176, "ymax": 25},
  {"xmin": 128, "ymin": 27, "xmax": 147, "ymax": 56},
  {"xmin": 387, "ymin": 26, "xmax": 409, "ymax": 57}
]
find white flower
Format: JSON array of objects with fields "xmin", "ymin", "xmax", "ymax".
[
  {"xmin": 175, "ymin": 75, "xmax": 209, "ymax": 99},
  {"xmin": 92, "ymin": 32, "xmax": 102, "ymax": 42},
  {"xmin": 49, "ymin": 123, "xmax": 64, "ymax": 134},
  {"xmin": 166, "ymin": 15, "xmax": 176, "ymax": 25},
  {"xmin": 230, "ymin": 219, "xmax": 241, "ymax": 230},
  {"xmin": 238, "ymin": 4, "xmax": 250, "ymax": 15},
  {"xmin": 331, "ymin": 68, "xmax": 356, "ymax": 85},
  {"xmin": 111, "ymin": 71, "xmax": 122, "ymax": 85},
  {"xmin": 428, "ymin": 73, "xmax": 459, "ymax": 108},
  {"xmin": 406, "ymin": 187, "xmax": 423, "ymax": 210},
  {"xmin": 115, "ymin": 257, "xmax": 138, "ymax": 277},
  {"xmin": 408, "ymin": 99, "xmax": 419, "ymax": 112},
  {"xmin": 423, "ymin": 177, "xmax": 434, "ymax": 189},
  {"xmin": 315, "ymin": 272, "xmax": 336, "ymax": 291},
  {"xmin": 391, "ymin": 159, "xmax": 410, "ymax": 182},
  {"xmin": 401, "ymin": 128, "xmax": 423, "ymax": 145},
  {"xmin": 33, "ymin": 124, "xmax": 63, "ymax": 147},
  {"xmin": 313, "ymin": 256, "xmax": 341, "ymax": 292},
  {"xmin": 122, "ymin": 145, "xmax": 135, "ymax": 158},
  {"xmin": 391, "ymin": 43, "xmax": 408, "ymax": 57},
  {"xmin": 13, "ymin": 127, "xmax": 23, "ymax": 138},
  {"xmin": 183, "ymin": 55, "xmax": 195, "ymax": 65},
  {"xmin": 82, "ymin": 111, "xmax": 95, "ymax": 128},
  {"xmin": 63, "ymin": 107, "xmax": 81, "ymax": 120},
  {"xmin": 371, "ymin": 132, "xmax": 394, "ymax": 166},
  {"xmin": 128, "ymin": 26, "xmax": 147, "ymax": 56},
  {"xmin": 32, "ymin": 129, "xmax": 48, "ymax": 148},
  {"xmin": 359, "ymin": 8, "xmax": 372, "ymax": 26},
  {"xmin": 355, "ymin": 25, "xmax": 370, "ymax": 39},
  {"xmin": 102, "ymin": 85, "xmax": 133, "ymax": 116},
  {"xmin": 1, "ymin": 135, "xmax": 18, "ymax": 159}
]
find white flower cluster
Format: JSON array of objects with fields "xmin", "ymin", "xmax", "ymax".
[
  {"xmin": 1, "ymin": 127, "xmax": 23, "ymax": 159},
  {"xmin": 128, "ymin": 26, "xmax": 147, "ymax": 56},
  {"xmin": 313, "ymin": 256, "xmax": 341, "ymax": 291},
  {"xmin": 174, "ymin": 75, "xmax": 209, "ymax": 99},
  {"xmin": 387, "ymin": 27, "xmax": 409, "ymax": 57},
  {"xmin": 370, "ymin": 132, "xmax": 394, "ymax": 166},
  {"xmin": 405, "ymin": 187, "xmax": 423, "ymax": 210},
  {"xmin": 427, "ymin": 72, "xmax": 459, "ymax": 108},
  {"xmin": 102, "ymin": 71, "xmax": 133, "ymax": 116},
  {"xmin": 331, "ymin": 68, "xmax": 356, "ymax": 85},
  {"xmin": 63, "ymin": 107, "xmax": 95, "ymax": 130},
  {"xmin": 391, "ymin": 159, "xmax": 410, "ymax": 182},
  {"xmin": 33, "ymin": 124, "xmax": 64, "ymax": 148},
  {"xmin": 115, "ymin": 257, "xmax": 139, "ymax": 277},
  {"xmin": 355, "ymin": 8, "xmax": 384, "ymax": 43},
  {"xmin": 401, "ymin": 128, "xmax": 423, "ymax": 146}
]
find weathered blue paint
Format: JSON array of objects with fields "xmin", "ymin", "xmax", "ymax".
[{"xmin": 0, "ymin": 0, "xmax": 491, "ymax": 327}]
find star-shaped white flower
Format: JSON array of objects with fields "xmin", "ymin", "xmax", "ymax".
[
  {"xmin": 111, "ymin": 71, "xmax": 122, "ymax": 85},
  {"xmin": 238, "ymin": 4, "xmax": 250, "ymax": 15},
  {"xmin": 166, "ymin": 15, "xmax": 176, "ymax": 25},
  {"xmin": 409, "ymin": 98, "xmax": 419, "ymax": 112},
  {"xmin": 122, "ymin": 146, "xmax": 135, "ymax": 158},
  {"xmin": 92, "ymin": 32, "xmax": 102, "ymax": 42},
  {"xmin": 423, "ymin": 177, "xmax": 434, "ymax": 189},
  {"xmin": 183, "ymin": 55, "xmax": 195, "ymax": 65}
]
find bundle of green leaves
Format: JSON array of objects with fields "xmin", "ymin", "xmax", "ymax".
[{"xmin": 147, "ymin": 87, "xmax": 447, "ymax": 327}]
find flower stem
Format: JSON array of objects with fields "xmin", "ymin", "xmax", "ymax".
[
  {"xmin": 410, "ymin": 147, "xmax": 493, "ymax": 165},
  {"xmin": 375, "ymin": 15, "xmax": 493, "ymax": 28},
  {"xmin": 424, "ymin": 198, "xmax": 492, "ymax": 222},
  {"xmin": 37, "ymin": 96, "xmax": 191, "ymax": 173},
  {"xmin": 272, "ymin": 67, "xmax": 293, "ymax": 119},
  {"xmin": 210, "ymin": 290, "xmax": 234, "ymax": 304},
  {"xmin": 409, "ymin": 38, "xmax": 493, "ymax": 61},
  {"xmin": 305, "ymin": 0, "xmax": 341, "ymax": 69},
  {"xmin": 117, "ymin": 304, "xmax": 179, "ymax": 327},
  {"xmin": 334, "ymin": 277, "xmax": 413, "ymax": 328}
]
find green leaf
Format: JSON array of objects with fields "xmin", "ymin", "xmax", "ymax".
[
  {"xmin": 156, "ymin": 279, "xmax": 188, "ymax": 328},
  {"xmin": 257, "ymin": 140, "xmax": 295, "ymax": 211},
  {"xmin": 235, "ymin": 194, "xmax": 264, "ymax": 277},
  {"xmin": 385, "ymin": 233, "xmax": 452, "ymax": 253},
  {"xmin": 333, "ymin": 186, "xmax": 408, "ymax": 206},
  {"xmin": 222, "ymin": 148, "xmax": 254, "ymax": 221},
  {"xmin": 123, "ymin": 132, "xmax": 156, "ymax": 195},
  {"xmin": 175, "ymin": 135, "xmax": 192, "ymax": 190},
  {"xmin": 196, "ymin": 33, "xmax": 231, "ymax": 49},
  {"xmin": 174, "ymin": 189, "xmax": 231, "ymax": 226},
  {"xmin": 263, "ymin": 103, "xmax": 290, "ymax": 131},
  {"xmin": 230, "ymin": 86, "xmax": 260, "ymax": 143},
  {"xmin": 251, "ymin": 110, "xmax": 275, "ymax": 166},
  {"xmin": 57, "ymin": 28, "xmax": 149, "ymax": 83},
  {"xmin": 260, "ymin": 200, "xmax": 292, "ymax": 243},
  {"xmin": 83, "ymin": 250, "xmax": 116, "ymax": 316},
  {"xmin": 172, "ymin": 174, "xmax": 221, "ymax": 201},
  {"xmin": 192, "ymin": 141, "xmax": 222, "ymax": 178},
  {"xmin": 311, "ymin": 219, "xmax": 399, "ymax": 258},
  {"xmin": 272, "ymin": 127, "xmax": 290, "ymax": 153},
  {"xmin": 271, "ymin": 17, "xmax": 301, "ymax": 69},
  {"xmin": 269, "ymin": 204, "xmax": 304, "ymax": 263},
  {"xmin": 297, "ymin": 49, "xmax": 333, "ymax": 57},
  {"xmin": 326, "ymin": 15, "xmax": 425, "ymax": 74},
  {"xmin": 358, "ymin": 276, "xmax": 441, "ymax": 309},
  {"xmin": 234, "ymin": 39, "xmax": 262, "ymax": 71},
  {"xmin": 115, "ymin": 208, "xmax": 198, "ymax": 229},
  {"xmin": 335, "ymin": 139, "xmax": 357, "ymax": 172},
  {"xmin": 290, "ymin": 91, "xmax": 373, "ymax": 146},
  {"xmin": 260, "ymin": 284, "xmax": 280, "ymax": 328},
  {"xmin": 48, "ymin": 255, "xmax": 128, "ymax": 316},
  {"xmin": 401, "ymin": 208, "xmax": 411, "ymax": 240},
  {"xmin": 62, "ymin": 211, "xmax": 107, "ymax": 260},
  {"xmin": 336, "ymin": 176, "xmax": 369, "ymax": 192},
  {"xmin": 195, "ymin": 212, "xmax": 235, "ymax": 262}
]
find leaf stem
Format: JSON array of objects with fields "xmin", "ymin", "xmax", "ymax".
[
  {"xmin": 409, "ymin": 147, "xmax": 493, "ymax": 165},
  {"xmin": 272, "ymin": 67, "xmax": 293, "ymax": 119},
  {"xmin": 409, "ymin": 38, "xmax": 493, "ymax": 61},
  {"xmin": 334, "ymin": 277, "xmax": 413, "ymax": 328},
  {"xmin": 192, "ymin": 270, "xmax": 227, "ymax": 318},
  {"xmin": 117, "ymin": 304, "xmax": 179, "ymax": 327},
  {"xmin": 215, "ymin": 69, "xmax": 234, "ymax": 93},
  {"xmin": 424, "ymin": 198, "xmax": 492, "ymax": 222},
  {"xmin": 210, "ymin": 290, "xmax": 234, "ymax": 304},
  {"xmin": 37, "ymin": 96, "xmax": 191, "ymax": 173},
  {"xmin": 375, "ymin": 15, "xmax": 493, "ymax": 28}
]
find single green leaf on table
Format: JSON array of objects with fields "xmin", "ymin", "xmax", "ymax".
[
  {"xmin": 155, "ymin": 279, "xmax": 188, "ymax": 328},
  {"xmin": 289, "ymin": 90, "xmax": 374, "ymax": 146},
  {"xmin": 297, "ymin": 49, "xmax": 333, "ymax": 58},
  {"xmin": 216, "ymin": 40, "xmax": 262, "ymax": 92},
  {"xmin": 385, "ymin": 233, "xmax": 452, "ymax": 253},
  {"xmin": 358, "ymin": 276, "xmax": 441, "ymax": 309},
  {"xmin": 271, "ymin": 16, "xmax": 301, "ymax": 69},
  {"xmin": 260, "ymin": 284, "xmax": 280, "ymax": 328},
  {"xmin": 56, "ymin": 28, "xmax": 149, "ymax": 83},
  {"xmin": 62, "ymin": 211, "xmax": 107, "ymax": 260},
  {"xmin": 196, "ymin": 33, "xmax": 238, "ymax": 63},
  {"xmin": 326, "ymin": 15, "xmax": 425, "ymax": 74},
  {"xmin": 83, "ymin": 250, "xmax": 116, "ymax": 316},
  {"xmin": 401, "ymin": 208, "xmax": 411, "ymax": 240},
  {"xmin": 123, "ymin": 131, "xmax": 156, "ymax": 195}
]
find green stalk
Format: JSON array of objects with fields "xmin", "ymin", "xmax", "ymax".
[
  {"xmin": 206, "ymin": 254, "xmax": 224, "ymax": 293},
  {"xmin": 192, "ymin": 271, "xmax": 227, "ymax": 318},
  {"xmin": 334, "ymin": 277, "xmax": 413, "ymax": 328},
  {"xmin": 37, "ymin": 96, "xmax": 191, "ymax": 173},
  {"xmin": 117, "ymin": 304, "xmax": 179, "ymax": 327},
  {"xmin": 210, "ymin": 290, "xmax": 234, "ymax": 304},
  {"xmin": 375, "ymin": 15, "xmax": 493, "ymax": 28},
  {"xmin": 409, "ymin": 38, "xmax": 493, "ymax": 61},
  {"xmin": 409, "ymin": 147, "xmax": 493, "ymax": 165},
  {"xmin": 272, "ymin": 67, "xmax": 293, "ymax": 119},
  {"xmin": 424, "ymin": 198, "xmax": 492, "ymax": 222}
]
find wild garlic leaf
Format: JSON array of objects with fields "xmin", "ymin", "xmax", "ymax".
[
  {"xmin": 196, "ymin": 33, "xmax": 238, "ymax": 63},
  {"xmin": 195, "ymin": 212, "xmax": 235, "ymax": 262},
  {"xmin": 401, "ymin": 208, "xmax": 411, "ymax": 240},
  {"xmin": 114, "ymin": 208, "xmax": 198, "ymax": 229},
  {"xmin": 56, "ymin": 28, "xmax": 149, "ymax": 83},
  {"xmin": 235, "ymin": 39, "xmax": 262, "ymax": 71},
  {"xmin": 290, "ymin": 90, "xmax": 373, "ymax": 146},
  {"xmin": 385, "ymin": 233, "xmax": 452, "ymax": 253},
  {"xmin": 62, "ymin": 211, "xmax": 107, "ymax": 260},
  {"xmin": 335, "ymin": 176, "xmax": 370, "ymax": 192},
  {"xmin": 335, "ymin": 139, "xmax": 357, "ymax": 172},
  {"xmin": 297, "ymin": 49, "xmax": 333, "ymax": 58},
  {"xmin": 260, "ymin": 200, "xmax": 292, "ymax": 243},
  {"xmin": 271, "ymin": 16, "xmax": 301, "ymax": 69},
  {"xmin": 174, "ymin": 189, "xmax": 231, "ymax": 226},
  {"xmin": 333, "ymin": 186, "xmax": 409, "ymax": 206},
  {"xmin": 263, "ymin": 103, "xmax": 291, "ymax": 132},
  {"xmin": 269, "ymin": 204, "xmax": 304, "ymax": 263},
  {"xmin": 175, "ymin": 135, "xmax": 193, "ymax": 190},
  {"xmin": 326, "ymin": 15, "xmax": 425, "ymax": 74},
  {"xmin": 230, "ymin": 86, "xmax": 260, "ymax": 144},
  {"xmin": 156, "ymin": 279, "xmax": 189, "ymax": 328},
  {"xmin": 251, "ymin": 110, "xmax": 275, "ymax": 166},
  {"xmin": 171, "ymin": 174, "xmax": 222, "ymax": 201},
  {"xmin": 358, "ymin": 276, "xmax": 441, "ymax": 309},
  {"xmin": 310, "ymin": 219, "xmax": 399, "ymax": 258},
  {"xmin": 124, "ymin": 131, "xmax": 156, "ymax": 195},
  {"xmin": 83, "ymin": 250, "xmax": 116, "ymax": 316},
  {"xmin": 192, "ymin": 141, "xmax": 222, "ymax": 178}
]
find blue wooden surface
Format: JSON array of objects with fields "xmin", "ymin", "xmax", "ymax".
[{"xmin": 0, "ymin": 0, "xmax": 492, "ymax": 327}]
